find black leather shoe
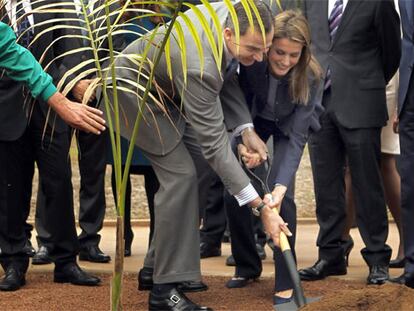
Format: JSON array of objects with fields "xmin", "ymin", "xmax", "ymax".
[
  {"xmin": 32, "ymin": 246, "xmax": 53, "ymax": 265},
  {"xmin": 226, "ymin": 276, "xmax": 259, "ymax": 288},
  {"xmin": 367, "ymin": 265, "xmax": 389, "ymax": 285},
  {"xmin": 0, "ymin": 267, "xmax": 25, "ymax": 291},
  {"xmin": 225, "ymin": 255, "xmax": 235, "ymax": 266},
  {"xmin": 256, "ymin": 243, "xmax": 266, "ymax": 260},
  {"xmin": 177, "ymin": 281, "xmax": 208, "ymax": 292},
  {"xmin": 138, "ymin": 267, "xmax": 154, "ymax": 290},
  {"xmin": 299, "ymin": 259, "xmax": 347, "ymax": 281},
  {"xmin": 200, "ymin": 242, "xmax": 221, "ymax": 259},
  {"xmin": 124, "ymin": 240, "xmax": 132, "ymax": 257},
  {"xmin": 342, "ymin": 238, "xmax": 354, "ymax": 267},
  {"xmin": 149, "ymin": 287, "xmax": 212, "ymax": 311},
  {"xmin": 138, "ymin": 267, "xmax": 208, "ymax": 292},
  {"xmin": 79, "ymin": 246, "xmax": 111, "ymax": 263},
  {"xmin": 23, "ymin": 240, "xmax": 36, "ymax": 258},
  {"xmin": 390, "ymin": 271, "xmax": 414, "ymax": 288},
  {"xmin": 124, "ymin": 247, "xmax": 132, "ymax": 257},
  {"xmin": 389, "ymin": 257, "xmax": 405, "ymax": 269},
  {"xmin": 54, "ymin": 262, "xmax": 101, "ymax": 286}
]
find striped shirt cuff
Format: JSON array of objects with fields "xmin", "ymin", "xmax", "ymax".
[
  {"xmin": 234, "ymin": 183, "xmax": 259, "ymax": 206},
  {"xmin": 233, "ymin": 123, "xmax": 254, "ymax": 137}
]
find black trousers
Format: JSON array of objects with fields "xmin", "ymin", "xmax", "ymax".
[
  {"xmin": 111, "ymin": 165, "xmax": 159, "ymax": 248},
  {"xmin": 199, "ymin": 173, "xmax": 226, "ymax": 248},
  {"xmin": 399, "ymin": 72, "xmax": 414, "ymax": 274},
  {"xmin": 0, "ymin": 130, "xmax": 32, "ymax": 265},
  {"xmin": 226, "ymin": 117, "xmax": 297, "ymax": 291},
  {"xmin": 35, "ymin": 130, "xmax": 107, "ymax": 248},
  {"xmin": 1, "ymin": 110, "xmax": 78, "ymax": 267},
  {"xmin": 29, "ymin": 110, "xmax": 78, "ymax": 266},
  {"xmin": 308, "ymin": 91, "xmax": 391, "ymax": 266}
]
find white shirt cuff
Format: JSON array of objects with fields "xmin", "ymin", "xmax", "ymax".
[
  {"xmin": 233, "ymin": 123, "xmax": 254, "ymax": 137},
  {"xmin": 234, "ymin": 183, "xmax": 259, "ymax": 206}
]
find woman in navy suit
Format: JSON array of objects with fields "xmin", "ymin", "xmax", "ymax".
[{"xmin": 224, "ymin": 10, "xmax": 323, "ymax": 307}]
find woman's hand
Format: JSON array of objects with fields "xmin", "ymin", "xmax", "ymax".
[{"xmin": 260, "ymin": 194, "xmax": 292, "ymax": 248}]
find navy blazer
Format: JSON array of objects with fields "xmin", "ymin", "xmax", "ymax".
[{"xmin": 239, "ymin": 61, "xmax": 324, "ymax": 187}]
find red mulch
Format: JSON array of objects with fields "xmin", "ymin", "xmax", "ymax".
[{"xmin": 0, "ymin": 273, "xmax": 413, "ymax": 310}]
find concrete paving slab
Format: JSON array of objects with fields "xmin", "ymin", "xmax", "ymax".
[{"xmin": 29, "ymin": 223, "xmax": 404, "ymax": 283}]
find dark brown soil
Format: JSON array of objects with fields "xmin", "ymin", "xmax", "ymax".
[{"xmin": 1, "ymin": 273, "xmax": 413, "ymax": 311}]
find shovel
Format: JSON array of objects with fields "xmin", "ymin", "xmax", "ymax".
[
  {"xmin": 239, "ymin": 156, "xmax": 320, "ymax": 310},
  {"xmin": 271, "ymin": 207, "xmax": 320, "ymax": 311}
]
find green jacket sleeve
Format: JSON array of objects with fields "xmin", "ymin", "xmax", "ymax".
[{"xmin": 0, "ymin": 21, "xmax": 57, "ymax": 102}]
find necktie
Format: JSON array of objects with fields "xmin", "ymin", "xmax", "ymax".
[
  {"xmin": 16, "ymin": 1, "xmax": 33, "ymax": 48},
  {"xmin": 324, "ymin": 0, "xmax": 343, "ymax": 90},
  {"xmin": 329, "ymin": 0, "xmax": 343, "ymax": 40}
]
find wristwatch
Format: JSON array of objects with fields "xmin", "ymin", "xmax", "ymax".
[{"xmin": 252, "ymin": 202, "xmax": 266, "ymax": 217}]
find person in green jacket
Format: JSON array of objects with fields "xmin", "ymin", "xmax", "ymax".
[{"xmin": 0, "ymin": 21, "xmax": 105, "ymax": 134}]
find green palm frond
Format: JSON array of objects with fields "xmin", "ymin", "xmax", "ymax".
[{"xmin": 2, "ymin": 1, "xmax": 276, "ymax": 309}]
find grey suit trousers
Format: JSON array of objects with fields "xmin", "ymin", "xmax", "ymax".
[{"xmin": 142, "ymin": 122, "xmax": 206, "ymax": 284}]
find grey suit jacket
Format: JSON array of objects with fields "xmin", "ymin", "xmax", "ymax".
[
  {"xmin": 304, "ymin": 0, "xmax": 401, "ymax": 129},
  {"xmin": 398, "ymin": 0, "xmax": 414, "ymax": 113},
  {"xmin": 104, "ymin": 2, "xmax": 253, "ymax": 195}
]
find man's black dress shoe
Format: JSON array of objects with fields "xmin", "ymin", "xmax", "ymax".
[
  {"xmin": 256, "ymin": 243, "xmax": 266, "ymax": 260},
  {"xmin": 79, "ymin": 245, "xmax": 111, "ymax": 263},
  {"xmin": 32, "ymin": 246, "xmax": 53, "ymax": 265},
  {"xmin": 54, "ymin": 262, "xmax": 101, "ymax": 286},
  {"xmin": 124, "ymin": 241, "xmax": 132, "ymax": 257},
  {"xmin": 342, "ymin": 238, "xmax": 354, "ymax": 267},
  {"xmin": 177, "ymin": 281, "xmax": 208, "ymax": 292},
  {"xmin": 138, "ymin": 267, "xmax": 154, "ymax": 290},
  {"xmin": 389, "ymin": 257, "xmax": 405, "ymax": 269},
  {"xmin": 138, "ymin": 267, "xmax": 208, "ymax": 292},
  {"xmin": 23, "ymin": 240, "xmax": 36, "ymax": 258},
  {"xmin": 149, "ymin": 287, "xmax": 212, "ymax": 311},
  {"xmin": 367, "ymin": 265, "xmax": 389, "ymax": 285},
  {"xmin": 200, "ymin": 242, "xmax": 221, "ymax": 259},
  {"xmin": 225, "ymin": 276, "xmax": 258, "ymax": 288},
  {"xmin": 0, "ymin": 267, "xmax": 25, "ymax": 291},
  {"xmin": 225, "ymin": 255, "xmax": 235, "ymax": 267},
  {"xmin": 226, "ymin": 244, "xmax": 266, "ymax": 267},
  {"xmin": 299, "ymin": 259, "xmax": 347, "ymax": 281},
  {"xmin": 390, "ymin": 271, "xmax": 414, "ymax": 288}
]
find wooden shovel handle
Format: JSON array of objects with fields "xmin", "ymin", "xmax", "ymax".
[{"xmin": 272, "ymin": 208, "xmax": 291, "ymax": 251}]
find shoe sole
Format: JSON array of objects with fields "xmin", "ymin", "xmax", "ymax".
[
  {"xmin": 138, "ymin": 283, "xmax": 207, "ymax": 293},
  {"xmin": 200, "ymin": 252, "xmax": 221, "ymax": 259},
  {"xmin": 138, "ymin": 283, "xmax": 153, "ymax": 291},
  {"xmin": 0, "ymin": 279, "xmax": 26, "ymax": 291},
  {"xmin": 78, "ymin": 254, "xmax": 110, "ymax": 263},
  {"xmin": 32, "ymin": 259, "xmax": 53, "ymax": 265},
  {"xmin": 226, "ymin": 277, "xmax": 259, "ymax": 289},
  {"xmin": 367, "ymin": 278, "xmax": 388, "ymax": 285},
  {"xmin": 54, "ymin": 275, "xmax": 100, "ymax": 286},
  {"xmin": 300, "ymin": 269, "xmax": 347, "ymax": 281}
]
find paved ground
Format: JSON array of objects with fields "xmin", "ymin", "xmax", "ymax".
[{"xmin": 29, "ymin": 222, "xmax": 404, "ymax": 282}]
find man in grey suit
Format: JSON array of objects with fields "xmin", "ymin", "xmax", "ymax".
[
  {"xmin": 299, "ymin": 0, "xmax": 401, "ymax": 285},
  {"xmin": 104, "ymin": 1, "xmax": 290, "ymax": 310},
  {"xmin": 390, "ymin": 0, "xmax": 414, "ymax": 289}
]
